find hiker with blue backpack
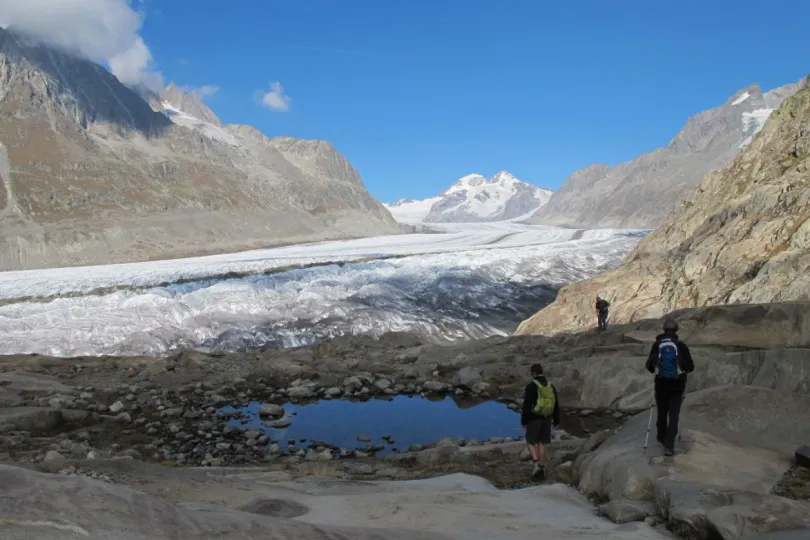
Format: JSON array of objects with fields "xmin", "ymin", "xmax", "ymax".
[
  {"xmin": 521, "ymin": 363, "xmax": 560, "ymax": 479},
  {"xmin": 645, "ymin": 318, "xmax": 695, "ymax": 456}
]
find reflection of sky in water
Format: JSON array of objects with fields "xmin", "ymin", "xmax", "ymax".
[{"xmin": 221, "ymin": 395, "xmax": 523, "ymax": 455}]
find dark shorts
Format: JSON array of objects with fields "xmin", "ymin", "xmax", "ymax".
[{"xmin": 525, "ymin": 417, "xmax": 552, "ymax": 445}]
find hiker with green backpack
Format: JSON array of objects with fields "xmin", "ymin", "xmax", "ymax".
[{"xmin": 521, "ymin": 363, "xmax": 561, "ymax": 479}]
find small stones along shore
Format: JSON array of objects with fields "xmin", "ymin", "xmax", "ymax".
[
  {"xmin": 773, "ymin": 465, "xmax": 810, "ymax": 502},
  {"xmin": 0, "ymin": 366, "xmax": 628, "ymax": 469}
]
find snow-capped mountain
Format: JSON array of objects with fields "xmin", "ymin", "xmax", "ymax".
[{"xmin": 385, "ymin": 171, "xmax": 553, "ymax": 224}]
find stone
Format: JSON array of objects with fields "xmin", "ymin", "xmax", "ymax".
[
  {"xmin": 43, "ymin": 450, "xmax": 65, "ymax": 462},
  {"xmin": 597, "ymin": 500, "xmax": 657, "ymax": 524},
  {"xmin": 270, "ymin": 421, "xmax": 292, "ymax": 429},
  {"xmin": 258, "ymin": 404, "xmax": 284, "ymax": 418},
  {"xmin": 109, "ymin": 401, "xmax": 125, "ymax": 413},
  {"xmin": 287, "ymin": 386, "xmax": 314, "ymax": 399},
  {"xmin": 422, "ymin": 381, "xmax": 446, "ymax": 393},
  {"xmin": 357, "ymin": 435, "xmax": 372, "ymax": 443},
  {"xmin": 373, "ymin": 379, "xmax": 392, "ymax": 391},
  {"xmin": 451, "ymin": 366, "xmax": 483, "ymax": 388}
]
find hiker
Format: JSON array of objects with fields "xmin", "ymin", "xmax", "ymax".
[
  {"xmin": 521, "ymin": 363, "xmax": 560, "ymax": 479},
  {"xmin": 595, "ymin": 296, "xmax": 610, "ymax": 330},
  {"xmin": 645, "ymin": 318, "xmax": 695, "ymax": 456}
]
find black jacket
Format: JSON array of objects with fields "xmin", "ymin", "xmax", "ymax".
[
  {"xmin": 645, "ymin": 331, "xmax": 695, "ymax": 392},
  {"xmin": 521, "ymin": 375, "xmax": 561, "ymax": 426},
  {"xmin": 596, "ymin": 299, "xmax": 610, "ymax": 312}
]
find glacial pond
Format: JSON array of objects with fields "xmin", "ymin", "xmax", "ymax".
[{"xmin": 220, "ymin": 395, "xmax": 525, "ymax": 455}]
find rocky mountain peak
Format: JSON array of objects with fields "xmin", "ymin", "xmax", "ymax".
[
  {"xmin": 516, "ymin": 78, "xmax": 810, "ymax": 337},
  {"xmin": 0, "ymin": 31, "xmax": 400, "ymax": 270},
  {"xmin": 0, "ymin": 26, "xmax": 170, "ymax": 136},
  {"xmin": 159, "ymin": 82, "xmax": 222, "ymax": 127},
  {"xmin": 529, "ymin": 80, "xmax": 800, "ymax": 229}
]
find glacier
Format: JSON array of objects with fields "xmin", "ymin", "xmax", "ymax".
[{"xmin": 0, "ymin": 223, "xmax": 647, "ymax": 357}]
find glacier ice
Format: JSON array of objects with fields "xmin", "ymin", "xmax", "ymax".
[{"xmin": 0, "ymin": 225, "xmax": 647, "ymax": 357}]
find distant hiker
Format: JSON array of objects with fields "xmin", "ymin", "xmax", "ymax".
[
  {"xmin": 645, "ymin": 318, "xmax": 695, "ymax": 456},
  {"xmin": 595, "ymin": 296, "xmax": 610, "ymax": 330},
  {"xmin": 521, "ymin": 363, "xmax": 560, "ymax": 479}
]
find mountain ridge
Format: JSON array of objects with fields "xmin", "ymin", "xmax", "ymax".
[
  {"xmin": 529, "ymin": 81, "xmax": 801, "ymax": 229},
  {"xmin": 385, "ymin": 171, "xmax": 553, "ymax": 224},
  {"xmin": 0, "ymin": 26, "xmax": 401, "ymax": 271},
  {"xmin": 516, "ymin": 76, "xmax": 810, "ymax": 337}
]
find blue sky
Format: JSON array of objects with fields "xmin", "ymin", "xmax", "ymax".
[{"xmin": 138, "ymin": 0, "xmax": 809, "ymax": 203}]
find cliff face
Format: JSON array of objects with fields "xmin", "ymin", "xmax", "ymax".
[
  {"xmin": 517, "ymin": 77, "xmax": 810, "ymax": 337},
  {"xmin": 528, "ymin": 82, "xmax": 800, "ymax": 229},
  {"xmin": 0, "ymin": 27, "xmax": 400, "ymax": 270}
]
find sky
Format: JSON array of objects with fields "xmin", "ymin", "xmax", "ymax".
[{"xmin": 2, "ymin": 0, "xmax": 809, "ymax": 203}]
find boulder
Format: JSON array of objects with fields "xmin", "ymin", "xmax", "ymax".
[
  {"xmin": 452, "ymin": 366, "xmax": 483, "ymax": 388},
  {"xmin": 654, "ymin": 479, "xmax": 810, "ymax": 540},
  {"xmin": 598, "ymin": 499, "xmax": 657, "ymax": 524},
  {"xmin": 258, "ymin": 404, "xmax": 284, "ymax": 418},
  {"xmin": 795, "ymin": 446, "xmax": 810, "ymax": 469}
]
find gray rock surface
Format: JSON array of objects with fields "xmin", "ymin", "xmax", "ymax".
[
  {"xmin": 571, "ymin": 385, "xmax": 810, "ymax": 539},
  {"xmin": 518, "ymin": 81, "xmax": 810, "ymax": 337},
  {"xmin": 0, "ymin": 27, "xmax": 401, "ymax": 270},
  {"xmin": 598, "ymin": 499, "xmax": 657, "ymax": 524},
  {"xmin": 0, "ymin": 464, "xmax": 447, "ymax": 540},
  {"xmin": 528, "ymin": 81, "xmax": 800, "ymax": 229}
]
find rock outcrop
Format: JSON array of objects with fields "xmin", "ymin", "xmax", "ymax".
[
  {"xmin": 0, "ymin": 27, "xmax": 400, "ymax": 270},
  {"xmin": 0, "ymin": 464, "xmax": 449, "ymax": 540},
  {"xmin": 517, "ymin": 80, "xmax": 810, "ymax": 337},
  {"xmin": 528, "ymin": 81, "xmax": 800, "ymax": 229}
]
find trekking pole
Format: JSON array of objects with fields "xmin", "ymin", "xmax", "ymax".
[{"xmin": 643, "ymin": 401, "xmax": 654, "ymax": 453}]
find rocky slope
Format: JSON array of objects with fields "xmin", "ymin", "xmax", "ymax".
[
  {"xmin": 385, "ymin": 171, "xmax": 553, "ymax": 223},
  {"xmin": 0, "ymin": 27, "xmax": 400, "ymax": 271},
  {"xmin": 516, "ymin": 78, "xmax": 810, "ymax": 337},
  {"xmin": 0, "ymin": 302, "xmax": 808, "ymax": 539},
  {"xmin": 529, "ymin": 81, "xmax": 800, "ymax": 229}
]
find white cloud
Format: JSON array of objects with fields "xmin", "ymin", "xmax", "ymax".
[
  {"xmin": 261, "ymin": 82, "xmax": 292, "ymax": 112},
  {"xmin": 0, "ymin": 0, "xmax": 163, "ymax": 90},
  {"xmin": 181, "ymin": 85, "xmax": 220, "ymax": 101}
]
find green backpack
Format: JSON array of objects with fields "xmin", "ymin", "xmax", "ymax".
[{"xmin": 532, "ymin": 379, "xmax": 556, "ymax": 417}]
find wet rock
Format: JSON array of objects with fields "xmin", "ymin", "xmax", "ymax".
[
  {"xmin": 357, "ymin": 435, "xmax": 372, "ymax": 443},
  {"xmin": 597, "ymin": 499, "xmax": 657, "ymax": 524},
  {"xmin": 258, "ymin": 404, "xmax": 284, "ymax": 418},
  {"xmin": 270, "ymin": 421, "xmax": 292, "ymax": 429},
  {"xmin": 324, "ymin": 387, "xmax": 342, "ymax": 398}
]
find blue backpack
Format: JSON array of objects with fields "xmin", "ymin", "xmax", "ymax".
[{"xmin": 657, "ymin": 337, "xmax": 682, "ymax": 379}]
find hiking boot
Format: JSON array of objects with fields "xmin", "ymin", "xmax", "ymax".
[
  {"xmin": 664, "ymin": 448, "xmax": 675, "ymax": 457},
  {"xmin": 531, "ymin": 463, "xmax": 545, "ymax": 479}
]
